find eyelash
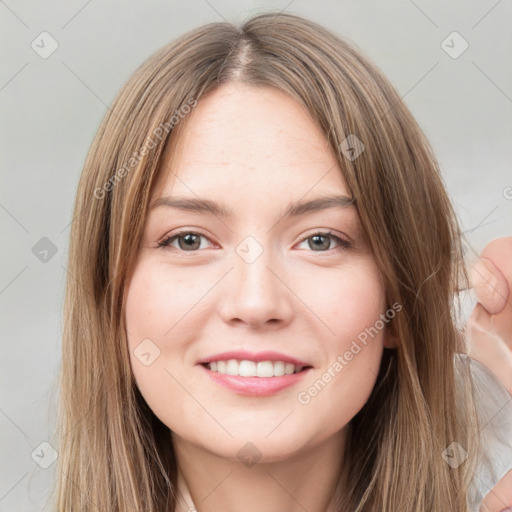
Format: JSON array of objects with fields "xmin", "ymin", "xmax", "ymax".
[{"xmin": 157, "ymin": 230, "xmax": 352, "ymax": 254}]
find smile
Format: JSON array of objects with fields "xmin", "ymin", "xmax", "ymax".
[
  {"xmin": 204, "ymin": 359, "xmax": 306, "ymax": 377},
  {"xmin": 197, "ymin": 351, "xmax": 313, "ymax": 396}
]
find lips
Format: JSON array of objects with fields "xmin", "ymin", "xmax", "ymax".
[
  {"xmin": 196, "ymin": 350, "xmax": 313, "ymax": 396},
  {"xmin": 198, "ymin": 364, "xmax": 312, "ymax": 396}
]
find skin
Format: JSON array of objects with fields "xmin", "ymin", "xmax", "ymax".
[
  {"xmin": 124, "ymin": 83, "xmax": 397, "ymax": 512},
  {"xmin": 467, "ymin": 238, "xmax": 512, "ymax": 511}
]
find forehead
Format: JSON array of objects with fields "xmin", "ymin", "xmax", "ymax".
[{"xmin": 154, "ymin": 83, "xmax": 349, "ymax": 202}]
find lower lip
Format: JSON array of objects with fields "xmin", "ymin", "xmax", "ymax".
[{"xmin": 198, "ymin": 364, "xmax": 312, "ymax": 397}]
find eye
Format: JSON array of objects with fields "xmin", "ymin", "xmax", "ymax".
[
  {"xmin": 295, "ymin": 231, "xmax": 352, "ymax": 252},
  {"xmin": 157, "ymin": 231, "xmax": 213, "ymax": 252}
]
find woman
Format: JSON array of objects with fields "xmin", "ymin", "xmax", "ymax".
[{"xmin": 54, "ymin": 12, "xmax": 512, "ymax": 511}]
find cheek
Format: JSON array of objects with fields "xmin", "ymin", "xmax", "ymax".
[
  {"xmin": 124, "ymin": 259, "xmax": 227, "ymax": 425},
  {"xmin": 124, "ymin": 262, "xmax": 193, "ymax": 411},
  {"xmin": 296, "ymin": 321, "xmax": 385, "ymax": 442},
  {"xmin": 124, "ymin": 259, "xmax": 210, "ymax": 349},
  {"xmin": 303, "ymin": 259, "xmax": 387, "ymax": 345},
  {"xmin": 295, "ymin": 262, "xmax": 387, "ymax": 424}
]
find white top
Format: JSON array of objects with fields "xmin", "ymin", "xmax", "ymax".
[
  {"xmin": 174, "ymin": 356, "xmax": 512, "ymax": 512},
  {"xmin": 464, "ymin": 355, "xmax": 512, "ymax": 511}
]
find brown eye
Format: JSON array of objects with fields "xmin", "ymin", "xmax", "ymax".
[
  {"xmin": 296, "ymin": 231, "xmax": 352, "ymax": 252},
  {"xmin": 158, "ymin": 231, "xmax": 212, "ymax": 252}
]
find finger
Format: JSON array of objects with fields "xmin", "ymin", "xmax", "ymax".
[{"xmin": 470, "ymin": 258, "xmax": 509, "ymax": 315}]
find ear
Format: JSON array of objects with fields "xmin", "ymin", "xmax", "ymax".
[{"xmin": 383, "ymin": 320, "xmax": 399, "ymax": 349}]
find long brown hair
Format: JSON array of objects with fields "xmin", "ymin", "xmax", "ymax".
[{"xmin": 53, "ymin": 11, "xmax": 482, "ymax": 511}]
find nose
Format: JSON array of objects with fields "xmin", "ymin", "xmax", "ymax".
[{"xmin": 218, "ymin": 248, "xmax": 294, "ymax": 329}]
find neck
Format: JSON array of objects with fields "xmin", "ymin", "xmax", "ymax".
[{"xmin": 173, "ymin": 428, "xmax": 348, "ymax": 512}]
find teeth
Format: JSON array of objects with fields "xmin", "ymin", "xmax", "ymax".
[{"xmin": 207, "ymin": 359, "xmax": 304, "ymax": 377}]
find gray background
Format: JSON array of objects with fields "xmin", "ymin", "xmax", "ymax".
[{"xmin": 1, "ymin": 1, "xmax": 511, "ymax": 510}]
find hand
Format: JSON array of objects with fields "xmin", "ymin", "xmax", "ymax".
[
  {"xmin": 464, "ymin": 237, "xmax": 512, "ymax": 512},
  {"xmin": 466, "ymin": 237, "xmax": 512, "ymax": 395}
]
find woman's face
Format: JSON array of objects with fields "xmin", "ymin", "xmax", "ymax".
[{"xmin": 124, "ymin": 83, "xmax": 394, "ymax": 461}]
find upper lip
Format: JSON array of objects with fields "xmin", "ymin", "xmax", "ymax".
[{"xmin": 197, "ymin": 350, "xmax": 312, "ymax": 367}]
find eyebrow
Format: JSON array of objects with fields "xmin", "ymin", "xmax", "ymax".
[{"xmin": 150, "ymin": 193, "xmax": 356, "ymax": 219}]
